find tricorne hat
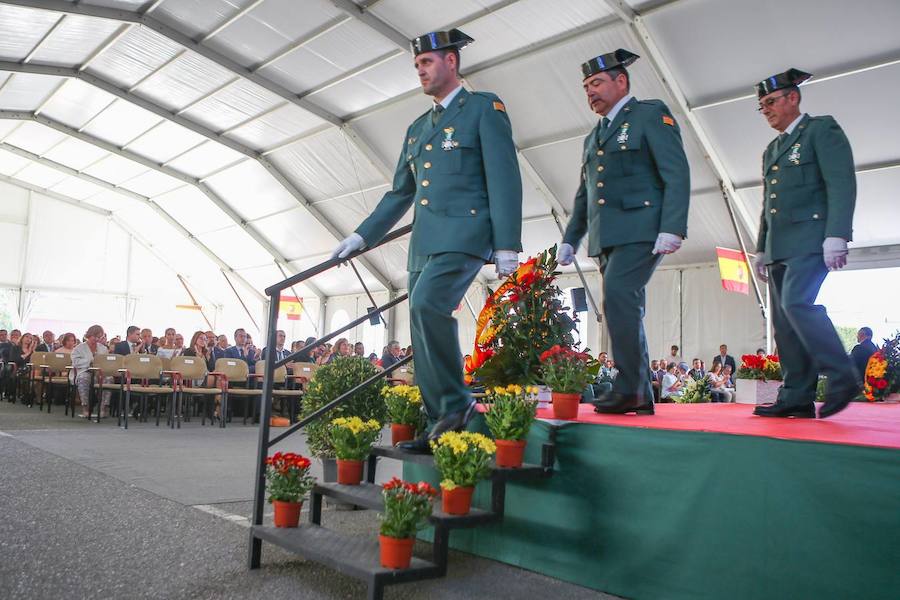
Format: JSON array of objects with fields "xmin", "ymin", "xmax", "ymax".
[
  {"xmin": 411, "ymin": 28, "xmax": 474, "ymax": 56},
  {"xmin": 755, "ymin": 68, "xmax": 812, "ymax": 98},
  {"xmin": 581, "ymin": 48, "xmax": 639, "ymax": 79}
]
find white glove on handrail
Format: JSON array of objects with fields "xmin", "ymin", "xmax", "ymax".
[
  {"xmin": 753, "ymin": 252, "xmax": 769, "ymax": 283},
  {"xmin": 557, "ymin": 243, "xmax": 575, "ymax": 266},
  {"xmin": 331, "ymin": 232, "xmax": 365, "ymax": 260},
  {"xmin": 651, "ymin": 232, "xmax": 682, "ymax": 255},
  {"xmin": 823, "ymin": 237, "xmax": 848, "ymax": 270},
  {"xmin": 493, "ymin": 250, "xmax": 519, "ymax": 277}
]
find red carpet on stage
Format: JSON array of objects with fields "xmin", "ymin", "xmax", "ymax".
[{"xmin": 534, "ymin": 402, "xmax": 900, "ymax": 450}]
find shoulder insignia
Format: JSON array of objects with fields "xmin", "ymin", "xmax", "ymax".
[
  {"xmin": 662, "ymin": 115, "xmax": 675, "ymax": 127},
  {"xmin": 492, "ymin": 101, "xmax": 506, "ymax": 112}
]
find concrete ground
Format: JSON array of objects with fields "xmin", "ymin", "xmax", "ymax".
[{"xmin": 0, "ymin": 400, "xmax": 620, "ymax": 600}]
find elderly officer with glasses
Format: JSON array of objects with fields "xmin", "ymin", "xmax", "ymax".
[{"xmin": 752, "ymin": 68, "xmax": 859, "ymax": 419}]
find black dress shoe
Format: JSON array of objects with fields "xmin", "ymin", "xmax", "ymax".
[
  {"xmin": 397, "ymin": 435, "xmax": 431, "ymax": 453},
  {"xmin": 753, "ymin": 402, "xmax": 815, "ymax": 418},
  {"xmin": 427, "ymin": 401, "xmax": 478, "ymax": 440},
  {"xmin": 593, "ymin": 393, "xmax": 653, "ymax": 415},
  {"xmin": 819, "ymin": 386, "xmax": 860, "ymax": 419}
]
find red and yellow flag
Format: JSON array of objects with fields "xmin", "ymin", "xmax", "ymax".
[
  {"xmin": 280, "ymin": 295, "xmax": 303, "ymax": 321},
  {"xmin": 716, "ymin": 247, "xmax": 750, "ymax": 294}
]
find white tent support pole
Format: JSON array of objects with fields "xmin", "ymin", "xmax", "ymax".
[
  {"xmin": 252, "ymin": 15, "xmax": 351, "ymax": 72},
  {"xmin": 33, "ymin": 77, "xmax": 68, "ymax": 116},
  {"xmin": 274, "ymin": 262, "xmax": 319, "ymax": 336},
  {"xmin": 201, "ymin": 0, "xmax": 266, "ymax": 43},
  {"xmin": 79, "ymin": 23, "xmax": 133, "ymax": 71},
  {"xmin": 23, "ymin": 13, "xmax": 65, "ymax": 63},
  {"xmin": 19, "ymin": 190, "xmax": 32, "ymax": 307},
  {"xmin": 124, "ymin": 232, "xmax": 133, "ymax": 335},
  {"xmin": 0, "ymin": 120, "xmax": 25, "ymax": 143},
  {"xmin": 222, "ymin": 270, "xmax": 260, "ymax": 332},
  {"xmin": 0, "ymin": 72, "xmax": 15, "ymax": 95},
  {"xmin": 317, "ymin": 299, "xmax": 328, "ymax": 342}
]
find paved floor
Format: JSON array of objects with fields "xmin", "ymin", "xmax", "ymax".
[{"xmin": 0, "ymin": 400, "xmax": 619, "ymax": 600}]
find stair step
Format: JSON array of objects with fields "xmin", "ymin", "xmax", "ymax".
[
  {"xmin": 314, "ymin": 482, "xmax": 500, "ymax": 528},
  {"xmin": 370, "ymin": 445, "xmax": 551, "ymax": 482},
  {"xmin": 251, "ymin": 524, "xmax": 440, "ymax": 584}
]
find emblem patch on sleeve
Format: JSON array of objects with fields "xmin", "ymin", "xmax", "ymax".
[
  {"xmin": 662, "ymin": 115, "xmax": 675, "ymax": 126},
  {"xmin": 492, "ymin": 101, "xmax": 506, "ymax": 112}
]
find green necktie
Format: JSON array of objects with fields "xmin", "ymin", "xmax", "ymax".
[
  {"xmin": 431, "ymin": 104, "xmax": 444, "ymax": 126},
  {"xmin": 598, "ymin": 116, "xmax": 610, "ymax": 142}
]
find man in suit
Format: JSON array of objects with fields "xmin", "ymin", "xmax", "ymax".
[
  {"xmin": 751, "ymin": 68, "xmax": 859, "ymax": 419},
  {"xmin": 113, "ymin": 326, "xmax": 143, "ymax": 355},
  {"xmin": 212, "ymin": 334, "xmax": 229, "ymax": 363},
  {"xmin": 850, "ymin": 327, "xmax": 878, "ymax": 387},
  {"xmin": 225, "ymin": 328, "xmax": 257, "ymax": 370},
  {"xmin": 331, "ymin": 29, "xmax": 522, "ymax": 451},
  {"xmin": 557, "ymin": 49, "xmax": 690, "ymax": 415},
  {"xmin": 711, "ymin": 344, "xmax": 737, "ymax": 374},
  {"xmin": 139, "ymin": 328, "xmax": 158, "ymax": 355},
  {"xmin": 380, "ymin": 340, "xmax": 402, "ymax": 370},
  {"xmin": 261, "ymin": 330, "xmax": 289, "ymax": 363},
  {"xmin": 36, "ymin": 330, "xmax": 56, "ymax": 353}
]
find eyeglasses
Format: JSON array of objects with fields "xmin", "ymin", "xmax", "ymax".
[{"xmin": 757, "ymin": 92, "xmax": 790, "ymax": 112}]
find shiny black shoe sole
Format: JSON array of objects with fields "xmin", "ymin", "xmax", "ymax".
[{"xmin": 753, "ymin": 406, "xmax": 816, "ymax": 419}]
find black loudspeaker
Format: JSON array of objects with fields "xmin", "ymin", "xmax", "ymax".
[
  {"xmin": 367, "ymin": 306, "xmax": 381, "ymax": 326},
  {"xmin": 571, "ymin": 287, "xmax": 588, "ymax": 312}
]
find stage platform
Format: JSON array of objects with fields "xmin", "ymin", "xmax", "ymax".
[{"xmin": 404, "ymin": 402, "xmax": 899, "ymax": 600}]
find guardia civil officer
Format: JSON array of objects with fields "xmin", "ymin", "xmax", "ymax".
[
  {"xmin": 331, "ymin": 29, "xmax": 522, "ymax": 450},
  {"xmin": 557, "ymin": 49, "xmax": 690, "ymax": 415},
  {"xmin": 751, "ymin": 69, "xmax": 859, "ymax": 419}
]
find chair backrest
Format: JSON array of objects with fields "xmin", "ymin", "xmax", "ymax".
[
  {"xmin": 214, "ymin": 358, "xmax": 249, "ymax": 384},
  {"xmin": 30, "ymin": 352, "xmax": 49, "ymax": 368},
  {"xmin": 159, "ymin": 356, "xmax": 172, "ymax": 372},
  {"xmin": 43, "ymin": 352, "xmax": 72, "ymax": 373},
  {"xmin": 255, "ymin": 360, "xmax": 287, "ymax": 384},
  {"xmin": 291, "ymin": 362, "xmax": 318, "ymax": 382},
  {"xmin": 394, "ymin": 365, "xmax": 415, "ymax": 385},
  {"xmin": 170, "ymin": 355, "xmax": 208, "ymax": 381},
  {"xmin": 92, "ymin": 353, "xmax": 125, "ymax": 375},
  {"xmin": 123, "ymin": 353, "xmax": 162, "ymax": 381}
]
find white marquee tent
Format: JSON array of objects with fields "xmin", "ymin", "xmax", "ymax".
[{"xmin": 1, "ymin": 0, "xmax": 898, "ymax": 361}]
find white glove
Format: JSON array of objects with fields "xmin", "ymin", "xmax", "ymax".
[
  {"xmin": 651, "ymin": 232, "xmax": 682, "ymax": 255},
  {"xmin": 823, "ymin": 237, "xmax": 848, "ymax": 270},
  {"xmin": 753, "ymin": 252, "xmax": 769, "ymax": 283},
  {"xmin": 493, "ymin": 250, "xmax": 518, "ymax": 277},
  {"xmin": 557, "ymin": 243, "xmax": 575, "ymax": 266},
  {"xmin": 331, "ymin": 232, "xmax": 365, "ymax": 260}
]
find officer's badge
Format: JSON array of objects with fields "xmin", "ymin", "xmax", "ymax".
[
  {"xmin": 616, "ymin": 122, "xmax": 630, "ymax": 144},
  {"xmin": 788, "ymin": 143, "xmax": 801, "ymax": 165},
  {"xmin": 441, "ymin": 127, "xmax": 457, "ymax": 151},
  {"xmin": 407, "ymin": 137, "xmax": 416, "ymax": 145}
]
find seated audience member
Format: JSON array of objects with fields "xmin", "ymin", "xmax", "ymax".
[
  {"xmin": 688, "ymin": 358, "xmax": 705, "ymax": 381},
  {"xmin": 71, "ymin": 325, "xmax": 111, "ymax": 418},
  {"xmin": 711, "ymin": 344, "xmax": 736, "ymax": 373},
  {"xmin": 368, "ymin": 352, "xmax": 380, "ymax": 366},
  {"xmin": 183, "ymin": 331, "xmax": 215, "ymax": 373},
  {"xmin": 140, "ymin": 329, "xmax": 158, "ymax": 354},
  {"xmin": 722, "ymin": 364, "xmax": 735, "ymax": 388},
  {"xmin": 326, "ymin": 338, "xmax": 352, "ymax": 364},
  {"xmin": 10, "ymin": 332, "xmax": 37, "ymax": 371},
  {"xmin": 660, "ymin": 363, "xmax": 683, "ymax": 402},
  {"xmin": 114, "ymin": 326, "xmax": 143, "ymax": 355},
  {"xmin": 381, "ymin": 340, "xmax": 402, "ymax": 369},
  {"xmin": 708, "ymin": 362, "xmax": 733, "ymax": 403},
  {"xmin": 37, "ymin": 330, "xmax": 56, "ymax": 353},
  {"xmin": 354, "ymin": 342, "xmax": 365, "ymax": 357},
  {"xmin": 212, "ymin": 335, "xmax": 229, "ymax": 362},
  {"xmin": 605, "ymin": 359, "xmax": 618, "ymax": 379},
  {"xmin": 56, "ymin": 333, "xmax": 77, "ymax": 353},
  {"xmin": 405, "ymin": 345, "xmax": 413, "ymax": 357},
  {"xmin": 650, "ymin": 358, "xmax": 662, "ymax": 401},
  {"xmin": 225, "ymin": 328, "xmax": 257, "ymax": 369},
  {"xmin": 0, "ymin": 329, "xmax": 10, "ymax": 362},
  {"xmin": 262, "ymin": 330, "xmax": 289, "ymax": 363},
  {"xmin": 156, "ymin": 328, "xmax": 179, "ymax": 359},
  {"xmin": 850, "ymin": 327, "xmax": 878, "ymax": 382},
  {"xmin": 173, "ymin": 333, "xmax": 185, "ymax": 357},
  {"xmin": 204, "ymin": 331, "xmax": 216, "ymax": 350},
  {"xmin": 756, "ymin": 348, "xmax": 766, "ymax": 358}
]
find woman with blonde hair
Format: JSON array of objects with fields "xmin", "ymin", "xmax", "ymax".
[
  {"xmin": 326, "ymin": 338, "xmax": 352, "ymax": 364},
  {"xmin": 71, "ymin": 325, "xmax": 110, "ymax": 418}
]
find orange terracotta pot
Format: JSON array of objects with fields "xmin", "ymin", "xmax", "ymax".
[
  {"xmin": 390, "ymin": 423, "xmax": 416, "ymax": 446},
  {"xmin": 551, "ymin": 392, "xmax": 581, "ymax": 420},
  {"xmin": 494, "ymin": 439, "xmax": 526, "ymax": 468},
  {"xmin": 379, "ymin": 534, "xmax": 414, "ymax": 569},
  {"xmin": 336, "ymin": 458, "xmax": 364, "ymax": 485},
  {"xmin": 272, "ymin": 500, "xmax": 302, "ymax": 528},
  {"xmin": 441, "ymin": 485, "xmax": 475, "ymax": 515}
]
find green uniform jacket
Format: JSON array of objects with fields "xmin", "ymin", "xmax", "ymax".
[
  {"xmin": 355, "ymin": 88, "xmax": 522, "ymax": 271},
  {"xmin": 756, "ymin": 114, "xmax": 855, "ymax": 262},
  {"xmin": 563, "ymin": 97, "xmax": 690, "ymax": 255}
]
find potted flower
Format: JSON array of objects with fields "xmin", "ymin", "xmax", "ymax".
[
  {"xmin": 483, "ymin": 384, "xmax": 539, "ymax": 468},
  {"xmin": 430, "ymin": 431, "xmax": 495, "ymax": 515},
  {"xmin": 677, "ymin": 374, "xmax": 713, "ymax": 404},
  {"xmin": 383, "ymin": 385, "xmax": 424, "ymax": 445},
  {"xmin": 265, "ymin": 451, "xmax": 315, "ymax": 528},
  {"xmin": 735, "ymin": 354, "xmax": 782, "ymax": 404},
  {"xmin": 329, "ymin": 416, "xmax": 382, "ymax": 485},
  {"xmin": 378, "ymin": 477, "xmax": 438, "ymax": 569},
  {"xmin": 539, "ymin": 345, "xmax": 596, "ymax": 419}
]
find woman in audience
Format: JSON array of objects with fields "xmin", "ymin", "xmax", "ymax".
[
  {"xmin": 660, "ymin": 363, "xmax": 683, "ymax": 402},
  {"xmin": 707, "ymin": 362, "xmax": 732, "ymax": 403},
  {"xmin": 326, "ymin": 338, "xmax": 352, "ymax": 364},
  {"xmin": 71, "ymin": 325, "xmax": 109, "ymax": 418},
  {"xmin": 316, "ymin": 343, "xmax": 333, "ymax": 365},
  {"xmin": 183, "ymin": 331, "xmax": 214, "ymax": 372},
  {"xmin": 173, "ymin": 333, "xmax": 185, "ymax": 358},
  {"xmin": 156, "ymin": 327, "xmax": 178, "ymax": 360},
  {"xmin": 56, "ymin": 333, "xmax": 77, "ymax": 353},
  {"xmin": 9, "ymin": 332, "xmax": 37, "ymax": 369}
]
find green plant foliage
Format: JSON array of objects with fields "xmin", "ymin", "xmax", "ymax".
[
  {"xmin": 301, "ymin": 356, "xmax": 387, "ymax": 458},
  {"xmin": 483, "ymin": 386, "xmax": 539, "ymax": 440},
  {"xmin": 677, "ymin": 374, "xmax": 713, "ymax": 403}
]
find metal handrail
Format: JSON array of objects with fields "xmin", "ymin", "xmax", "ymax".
[{"xmin": 250, "ymin": 225, "xmax": 413, "ymax": 567}]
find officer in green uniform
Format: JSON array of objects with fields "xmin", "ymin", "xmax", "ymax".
[
  {"xmin": 751, "ymin": 69, "xmax": 859, "ymax": 419},
  {"xmin": 557, "ymin": 49, "xmax": 690, "ymax": 415},
  {"xmin": 332, "ymin": 29, "xmax": 522, "ymax": 450}
]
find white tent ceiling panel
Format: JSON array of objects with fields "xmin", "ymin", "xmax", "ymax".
[
  {"xmin": 233, "ymin": 263, "xmax": 285, "ymax": 296},
  {"xmin": 0, "ymin": 147, "xmax": 30, "ymax": 175},
  {"xmin": 42, "ymin": 136, "xmax": 111, "ymax": 171},
  {"xmin": 203, "ymin": 158, "xmax": 297, "ymax": 219},
  {"xmin": 28, "ymin": 15, "xmax": 121, "ymax": 67},
  {"xmin": 252, "ymin": 207, "xmax": 335, "ymax": 260},
  {"xmin": 227, "ymin": 103, "xmax": 326, "ymax": 149},
  {"xmin": 3, "ymin": 121, "xmax": 67, "ymax": 155},
  {"xmin": 85, "ymin": 25, "xmax": 184, "ymax": 89},
  {"xmin": 152, "ymin": 185, "xmax": 235, "ymax": 234},
  {"xmin": 48, "ymin": 175, "xmax": 108, "ymax": 200},
  {"xmin": 268, "ymin": 129, "xmax": 385, "ymax": 202},
  {"xmin": 83, "ymin": 154, "xmax": 151, "ymax": 186},
  {"xmin": 370, "ymin": 0, "xmax": 507, "ymax": 38},
  {"xmin": 120, "ymin": 170, "xmax": 184, "ymax": 198},
  {"xmin": 0, "ymin": 117, "xmax": 18, "ymax": 138},
  {"xmin": 0, "ymin": 179, "xmax": 27, "ymax": 220},
  {"xmin": 350, "ymin": 92, "xmax": 430, "ymax": 165},
  {"xmin": 153, "ymin": 0, "xmax": 245, "ymax": 41},
  {"xmin": 39, "ymin": 79, "xmax": 117, "ymax": 130},
  {"xmin": 133, "ymin": 52, "xmax": 237, "ymax": 112},
  {"xmin": 521, "ymin": 217, "xmax": 565, "ymax": 260},
  {"xmin": 0, "ymin": 72, "xmax": 62, "ymax": 111},
  {"xmin": 644, "ymin": 0, "xmax": 900, "ymax": 107},
  {"xmin": 289, "ymin": 257, "xmax": 376, "ymax": 297},
  {"xmin": 197, "ymin": 224, "xmax": 275, "ymax": 270},
  {"xmin": 520, "ymin": 138, "xmax": 582, "ymax": 214},
  {"xmin": 163, "ymin": 142, "xmax": 245, "ymax": 179},
  {"xmin": 80, "ymin": 100, "xmax": 163, "ymax": 147},
  {"xmin": 203, "ymin": 0, "xmax": 343, "ymax": 68},
  {"xmin": 123, "ymin": 120, "xmax": 208, "ymax": 164},
  {"xmin": 304, "ymin": 18, "xmax": 399, "ymax": 75},
  {"xmin": 0, "ymin": 222, "xmax": 24, "ymax": 282},
  {"xmin": 259, "ymin": 46, "xmax": 348, "ymax": 96},
  {"xmin": 0, "ymin": 4, "xmax": 61, "ymax": 59},
  {"xmin": 308, "ymin": 54, "xmax": 419, "ymax": 117},
  {"xmin": 81, "ymin": 189, "xmax": 137, "ymax": 211},
  {"xmin": 844, "ymin": 168, "xmax": 900, "ymax": 249},
  {"xmin": 13, "ymin": 162, "xmax": 69, "ymax": 189},
  {"xmin": 661, "ymin": 190, "xmax": 736, "ymax": 266},
  {"xmin": 179, "ymin": 78, "xmax": 284, "ymax": 132}
]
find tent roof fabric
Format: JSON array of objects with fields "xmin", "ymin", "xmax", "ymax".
[{"xmin": 0, "ymin": 0, "xmax": 897, "ymax": 299}]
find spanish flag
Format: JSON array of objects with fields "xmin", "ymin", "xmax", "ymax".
[
  {"xmin": 279, "ymin": 295, "xmax": 303, "ymax": 321},
  {"xmin": 716, "ymin": 247, "xmax": 750, "ymax": 294}
]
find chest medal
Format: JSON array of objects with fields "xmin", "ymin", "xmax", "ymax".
[
  {"xmin": 788, "ymin": 143, "xmax": 801, "ymax": 165},
  {"xmin": 616, "ymin": 122, "xmax": 630, "ymax": 144},
  {"xmin": 441, "ymin": 127, "xmax": 458, "ymax": 151}
]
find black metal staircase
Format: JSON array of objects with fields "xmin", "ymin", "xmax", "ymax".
[{"xmin": 248, "ymin": 225, "xmax": 556, "ymax": 599}]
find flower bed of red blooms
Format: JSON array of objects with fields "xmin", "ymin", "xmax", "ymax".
[{"xmin": 266, "ymin": 451, "xmax": 312, "ymax": 472}]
